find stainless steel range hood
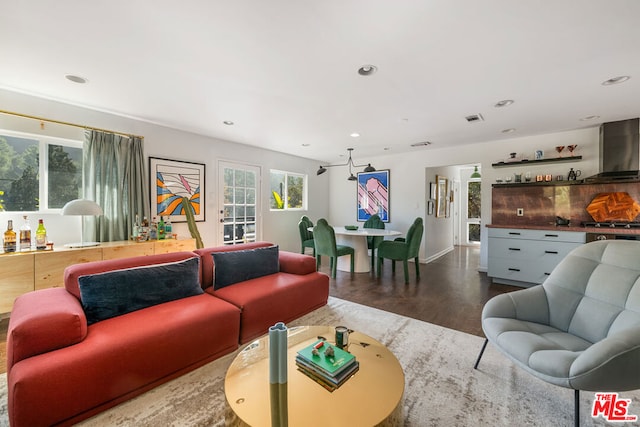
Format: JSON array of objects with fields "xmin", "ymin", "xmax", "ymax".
[{"xmin": 584, "ymin": 118, "xmax": 640, "ymax": 182}]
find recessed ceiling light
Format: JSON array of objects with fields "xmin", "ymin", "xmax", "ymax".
[
  {"xmin": 65, "ymin": 74, "xmax": 88, "ymax": 84},
  {"xmin": 357, "ymin": 65, "xmax": 378, "ymax": 76},
  {"xmin": 223, "ymin": 121, "xmax": 234, "ymax": 125},
  {"xmin": 301, "ymin": 143, "xmax": 310, "ymax": 147},
  {"xmin": 602, "ymin": 76, "xmax": 630, "ymax": 86},
  {"xmin": 501, "ymin": 128, "xmax": 516, "ymax": 133},
  {"xmin": 580, "ymin": 115, "xmax": 600, "ymax": 121},
  {"xmin": 410, "ymin": 141, "xmax": 432, "ymax": 147},
  {"xmin": 494, "ymin": 99, "xmax": 514, "ymax": 108},
  {"xmin": 350, "ymin": 132, "xmax": 360, "ymax": 138},
  {"xmin": 384, "ymin": 147, "xmax": 391, "ymax": 151}
]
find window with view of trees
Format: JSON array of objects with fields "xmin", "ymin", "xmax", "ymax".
[
  {"xmin": 467, "ymin": 181, "xmax": 481, "ymax": 242},
  {"xmin": 269, "ymin": 170, "xmax": 306, "ymax": 210},
  {"xmin": 0, "ymin": 131, "xmax": 82, "ymax": 212}
]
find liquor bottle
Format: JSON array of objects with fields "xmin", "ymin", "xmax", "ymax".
[
  {"xmin": 3, "ymin": 220, "xmax": 16, "ymax": 253},
  {"xmin": 35, "ymin": 219, "xmax": 47, "ymax": 250},
  {"xmin": 158, "ymin": 216, "xmax": 166, "ymax": 240},
  {"xmin": 164, "ymin": 217, "xmax": 172, "ymax": 238},
  {"xmin": 19, "ymin": 215, "xmax": 31, "ymax": 251},
  {"xmin": 149, "ymin": 217, "xmax": 158, "ymax": 240},
  {"xmin": 132, "ymin": 213, "xmax": 140, "ymax": 240}
]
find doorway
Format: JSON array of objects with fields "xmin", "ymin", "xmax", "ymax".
[{"xmin": 217, "ymin": 161, "xmax": 261, "ymax": 245}]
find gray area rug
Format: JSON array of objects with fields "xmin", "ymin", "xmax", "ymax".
[{"xmin": 0, "ymin": 297, "xmax": 638, "ymax": 426}]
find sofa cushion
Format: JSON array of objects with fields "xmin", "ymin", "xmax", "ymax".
[
  {"xmin": 212, "ymin": 245, "xmax": 279, "ymax": 290},
  {"xmin": 78, "ymin": 256, "xmax": 203, "ymax": 324}
]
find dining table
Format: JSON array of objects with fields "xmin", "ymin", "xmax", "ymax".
[{"xmin": 310, "ymin": 226, "xmax": 401, "ymax": 273}]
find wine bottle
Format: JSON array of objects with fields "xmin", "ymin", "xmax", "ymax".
[
  {"xmin": 3, "ymin": 220, "xmax": 16, "ymax": 253},
  {"xmin": 35, "ymin": 219, "xmax": 47, "ymax": 250},
  {"xmin": 19, "ymin": 215, "xmax": 31, "ymax": 251},
  {"xmin": 133, "ymin": 213, "xmax": 140, "ymax": 240}
]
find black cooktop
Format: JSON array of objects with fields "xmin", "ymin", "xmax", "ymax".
[{"xmin": 582, "ymin": 221, "xmax": 640, "ymax": 229}]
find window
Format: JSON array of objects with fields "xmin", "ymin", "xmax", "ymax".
[
  {"xmin": 0, "ymin": 130, "xmax": 82, "ymax": 212},
  {"xmin": 467, "ymin": 180, "xmax": 481, "ymax": 243},
  {"xmin": 269, "ymin": 170, "xmax": 307, "ymax": 210}
]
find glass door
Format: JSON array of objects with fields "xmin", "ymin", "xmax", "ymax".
[{"xmin": 218, "ymin": 161, "xmax": 260, "ymax": 245}]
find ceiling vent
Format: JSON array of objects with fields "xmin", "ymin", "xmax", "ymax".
[
  {"xmin": 410, "ymin": 141, "xmax": 432, "ymax": 147},
  {"xmin": 465, "ymin": 114, "xmax": 484, "ymax": 123}
]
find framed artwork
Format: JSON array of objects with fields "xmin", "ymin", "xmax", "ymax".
[
  {"xmin": 429, "ymin": 182, "xmax": 437, "ymax": 200},
  {"xmin": 427, "ymin": 200, "xmax": 435, "ymax": 216},
  {"xmin": 535, "ymin": 149, "xmax": 544, "ymax": 160},
  {"xmin": 436, "ymin": 175, "xmax": 448, "ymax": 218},
  {"xmin": 357, "ymin": 170, "xmax": 390, "ymax": 222},
  {"xmin": 149, "ymin": 157, "xmax": 205, "ymax": 222}
]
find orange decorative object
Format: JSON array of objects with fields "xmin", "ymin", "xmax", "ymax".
[{"xmin": 586, "ymin": 192, "xmax": 640, "ymax": 222}]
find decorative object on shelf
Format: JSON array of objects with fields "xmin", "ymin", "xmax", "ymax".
[
  {"xmin": 514, "ymin": 173, "xmax": 522, "ymax": 183},
  {"xmin": 61, "ymin": 199, "xmax": 104, "ymax": 248},
  {"xmin": 508, "ymin": 152, "xmax": 517, "ymax": 162},
  {"xmin": 470, "ymin": 166, "xmax": 481, "ymax": 178},
  {"xmin": 535, "ymin": 150, "xmax": 544, "ymax": 160},
  {"xmin": 567, "ymin": 168, "xmax": 581, "ymax": 181},
  {"xmin": 269, "ymin": 322, "xmax": 288, "ymax": 427},
  {"xmin": 556, "ymin": 216, "xmax": 571, "ymax": 226},
  {"xmin": 536, "ymin": 175, "xmax": 544, "ymax": 182},
  {"xmin": 317, "ymin": 148, "xmax": 375, "ymax": 181},
  {"xmin": 504, "ymin": 176, "xmax": 512, "ymax": 183},
  {"xmin": 357, "ymin": 169, "xmax": 390, "ymax": 222},
  {"xmin": 525, "ymin": 172, "xmax": 532, "ymax": 182},
  {"xmin": 555, "ymin": 145, "xmax": 565, "ymax": 157},
  {"xmin": 555, "ymin": 175, "xmax": 564, "ymax": 181},
  {"xmin": 149, "ymin": 157, "xmax": 205, "ymax": 223},
  {"xmin": 567, "ymin": 144, "xmax": 578, "ymax": 156}
]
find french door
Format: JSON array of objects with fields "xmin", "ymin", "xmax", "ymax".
[{"xmin": 217, "ymin": 161, "xmax": 261, "ymax": 245}]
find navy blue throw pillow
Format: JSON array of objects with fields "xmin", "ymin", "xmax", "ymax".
[
  {"xmin": 79, "ymin": 257, "xmax": 203, "ymax": 325},
  {"xmin": 212, "ymin": 245, "xmax": 279, "ymax": 290}
]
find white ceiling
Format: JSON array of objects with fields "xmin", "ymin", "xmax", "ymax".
[{"xmin": 2, "ymin": 1, "xmax": 640, "ymax": 164}]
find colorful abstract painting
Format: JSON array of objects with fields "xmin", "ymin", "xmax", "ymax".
[
  {"xmin": 149, "ymin": 157, "xmax": 205, "ymax": 222},
  {"xmin": 357, "ymin": 170, "xmax": 390, "ymax": 222}
]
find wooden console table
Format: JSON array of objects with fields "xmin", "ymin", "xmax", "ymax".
[{"xmin": 0, "ymin": 238, "xmax": 196, "ymax": 313}]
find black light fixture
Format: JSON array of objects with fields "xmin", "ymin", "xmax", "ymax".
[{"xmin": 316, "ymin": 148, "xmax": 376, "ymax": 181}]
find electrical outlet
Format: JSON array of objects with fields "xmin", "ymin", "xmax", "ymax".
[{"xmin": 516, "ymin": 208, "xmax": 524, "ymax": 216}]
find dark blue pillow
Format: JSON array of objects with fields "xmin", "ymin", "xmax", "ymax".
[
  {"xmin": 79, "ymin": 257, "xmax": 203, "ymax": 325},
  {"xmin": 212, "ymin": 245, "xmax": 279, "ymax": 290}
]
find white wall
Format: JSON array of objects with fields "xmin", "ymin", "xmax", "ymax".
[
  {"xmin": 1, "ymin": 87, "xmax": 603, "ymax": 267},
  {"xmin": 327, "ymin": 127, "xmax": 600, "ymax": 271},
  {"xmin": 0, "ymin": 89, "xmax": 330, "ymax": 253}
]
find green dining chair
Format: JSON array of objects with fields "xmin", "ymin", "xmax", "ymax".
[
  {"xmin": 298, "ymin": 215, "xmax": 315, "ymax": 255},
  {"xmin": 313, "ymin": 218, "xmax": 354, "ymax": 278},
  {"xmin": 363, "ymin": 214, "xmax": 385, "ymax": 271},
  {"xmin": 377, "ymin": 217, "xmax": 423, "ymax": 283}
]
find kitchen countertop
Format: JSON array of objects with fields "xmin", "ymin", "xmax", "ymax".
[{"xmin": 486, "ymin": 223, "xmax": 640, "ymax": 235}]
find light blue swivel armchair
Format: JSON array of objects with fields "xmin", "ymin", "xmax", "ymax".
[{"xmin": 474, "ymin": 240, "xmax": 640, "ymax": 427}]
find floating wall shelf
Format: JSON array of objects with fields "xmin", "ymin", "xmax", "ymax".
[{"xmin": 492, "ymin": 156, "xmax": 582, "ymax": 168}]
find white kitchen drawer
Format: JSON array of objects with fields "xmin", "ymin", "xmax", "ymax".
[
  {"xmin": 488, "ymin": 228, "xmax": 586, "ymax": 243},
  {"xmin": 489, "ymin": 239, "xmax": 583, "ymax": 261}
]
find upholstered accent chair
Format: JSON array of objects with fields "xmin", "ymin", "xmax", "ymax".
[
  {"xmin": 475, "ymin": 240, "xmax": 640, "ymax": 427},
  {"xmin": 363, "ymin": 214, "xmax": 385, "ymax": 271},
  {"xmin": 298, "ymin": 215, "xmax": 315, "ymax": 255},
  {"xmin": 376, "ymin": 217, "xmax": 423, "ymax": 283},
  {"xmin": 313, "ymin": 218, "xmax": 354, "ymax": 279}
]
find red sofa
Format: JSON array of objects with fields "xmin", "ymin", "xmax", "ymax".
[{"xmin": 6, "ymin": 242, "xmax": 329, "ymax": 427}]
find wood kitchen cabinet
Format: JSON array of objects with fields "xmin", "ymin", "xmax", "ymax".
[
  {"xmin": 1, "ymin": 238, "xmax": 196, "ymax": 313},
  {"xmin": 488, "ymin": 227, "xmax": 585, "ymax": 287}
]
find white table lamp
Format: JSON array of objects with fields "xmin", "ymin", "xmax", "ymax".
[{"xmin": 61, "ymin": 199, "xmax": 104, "ymax": 247}]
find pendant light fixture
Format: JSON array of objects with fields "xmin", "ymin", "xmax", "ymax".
[
  {"xmin": 470, "ymin": 165, "xmax": 481, "ymax": 179},
  {"xmin": 317, "ymin": 148, "xmax": 376, "ymax": 181}
]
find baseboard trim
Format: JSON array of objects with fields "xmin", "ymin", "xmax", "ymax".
[{"xmin": 424, "ymin": 246, "xmax": 454, "ymax": 264}]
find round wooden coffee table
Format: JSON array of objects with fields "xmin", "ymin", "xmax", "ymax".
[{"xmin": 224, "ymin": 325, "xmax": 405, "ymax": 426}]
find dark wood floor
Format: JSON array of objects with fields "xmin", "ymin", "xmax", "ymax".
[
  {"xmin": 320, "ymin": 245, "xmax": 520, "ymax": 337},
  {"xmin": 0, "ymin": 245, "xmax": 519, "ymax": 375}
]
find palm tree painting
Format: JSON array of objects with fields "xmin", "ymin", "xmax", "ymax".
[{"xmin": 150, "ymin": 157, "xmax": 205, "ymax": 222}]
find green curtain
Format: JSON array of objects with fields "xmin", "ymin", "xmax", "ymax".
[{"xmin": 83, "ymin": 130, "xmax": 148, "ymax": 242}]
